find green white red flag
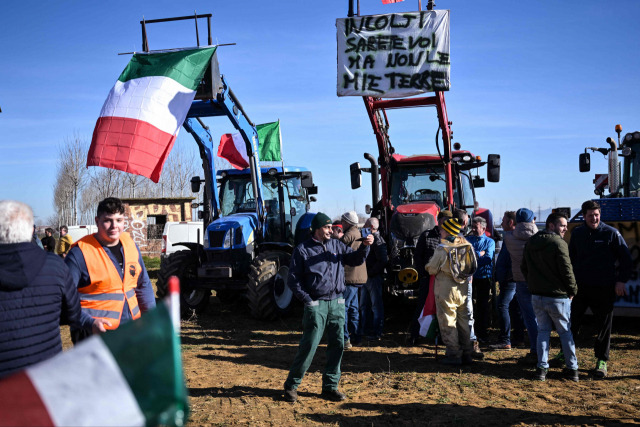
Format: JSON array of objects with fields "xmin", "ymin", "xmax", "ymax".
[
  {"xmin": 0, "ymin": 281, "xmax": 188, "ymax": 427},
  {"xmin": 217, "ymin": 121, "xmax": 282, "ymax": 169},
  {"xmin": 87, "ymin": 47, "xmax": 217, "ymax": 182}
]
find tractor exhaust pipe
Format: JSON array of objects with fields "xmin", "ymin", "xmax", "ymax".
[{"xmin": 364, "ymin": 152, "xmax": 379, "ymax": 207}]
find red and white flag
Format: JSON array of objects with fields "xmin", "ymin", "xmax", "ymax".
[
  {"xmin": 382, "ymin": 0, "xmax": 404, "ymax": 4},
  {"xmin": 217, "ymin": 133, "xmax": 250, "ymax": 170}
]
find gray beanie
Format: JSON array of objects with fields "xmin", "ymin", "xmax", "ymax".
[{"xmin": 341, "ymin": 210, "xmax": 358, "ymax": 226}]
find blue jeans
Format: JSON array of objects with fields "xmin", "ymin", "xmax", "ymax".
[
  {"xmin": 358, "ymin": 276, "xmax": 384, "ymax": 338},
  {"xmin": 497, "ymin": 281, "xmax": 516, "ymax": 344},
  {"xmin": 532, "ymin": 295, "xmax": 578, "ymax": 370},
  {"xmin": 467, "ymin": 280, "xmax": 476, "ymax": 341},
  {"xmin": 515, "ymin": 281, "xmax": 538, "ymax": 353},
  {"xmin": 343, "ymin": 285, "xmax": 359, "ymax": 342}
]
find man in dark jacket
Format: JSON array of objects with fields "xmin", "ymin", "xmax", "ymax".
[
  {"xmin": 284, "ymin": 212, "xmax": 372, "ymax": 403},
  {"xmin": 0, "ymin": 200, "xmax": 105, "ymax": 379},
  {"xmin": 569, "ymin": 200, "xmax": 632, "ymax": 378},
  {"xmin": 41, "ymin": 227, "xmax": 56, "ymax": 252},
  {"xmin": 522, "ymin": 213, "xmax": 579, "ymax": 382},
  {"xmin": 358, "ymin": 217, "xmax": 388, "ymax": 341}
]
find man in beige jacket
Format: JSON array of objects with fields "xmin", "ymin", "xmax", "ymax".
[{"xmin": 426, "ymin": 218, "xmax": 477, "ymax": 366}]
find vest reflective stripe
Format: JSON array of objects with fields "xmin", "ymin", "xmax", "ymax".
[
  {"xmin": 76, "ymin": 232, "xmax": 142, "ymax": 330},
  {"xmin": 83, "ymin": 308, "xmax": 123, "ymax": 320},
  {"xmin": 80, "ymin": 293, "xmax": 125, "ymax": 302}
]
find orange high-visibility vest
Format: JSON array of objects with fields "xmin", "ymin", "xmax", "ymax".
[{"xmin": 76, "ymin": 232, "xmax": 142, "ymax": 330}]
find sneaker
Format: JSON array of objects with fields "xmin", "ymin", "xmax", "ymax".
[
  {"xmin": 471, "ymin": 341, "xmax": 484, "ymax": 359},
  {"xmin": 283, "ymin": 388, "xmax": 298, "ymax": 403},
  {"xmin": 489, "ymin": 342, "xmax": 512, "ymax": 351},
  {"xmin": 595, "ymin": 360, "xmax": 607, "ymax": 378},
  {"xmin": 321, "ymin": 389, "xmax": 346, "ymax": 402},
  {"xmin": 564, "ymin": 368, "xmax": 579, "ymax": 382},
  {"xmin": 550, "ymin": 351, "xmax": 565, "ymax": 368},
  {"xmin": 535, "ymin": 367, "xmax": 548, "ymax": 381},
  {"xmin": 344, "ymin": 340, "xmax": 352, "ymax": 350},
  {"xmin": 440, "ymin": 356, "xmax": 462, "ymax": 366}
]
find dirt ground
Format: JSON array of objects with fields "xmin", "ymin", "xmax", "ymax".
[{"xmin": 61, "ymin": 290, "xmax": 639, "ymax": 426}]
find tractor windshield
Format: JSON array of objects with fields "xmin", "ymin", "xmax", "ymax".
[
  {"xmin": 390, "ymin": 165, "xmax": 474, "ymax": 210},
  {"xmin": 219, "ymin": 174, "xmax": 307, "ymax": 243},
  {"xmin": 627, "ymin": 141, "xmax": 640, "ymax": 193}
]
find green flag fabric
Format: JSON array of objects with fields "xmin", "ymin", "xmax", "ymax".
[{"xmin": 256, "ymin": 121, "xmax": 282, "ymax": 162}]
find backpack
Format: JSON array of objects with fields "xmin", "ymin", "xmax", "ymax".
[{"xmin": 446, "ymin": 243, "xmax": 477, "ymax": 282}]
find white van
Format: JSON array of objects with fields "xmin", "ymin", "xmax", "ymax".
[
  {"xmin": 162, "ymin": 221, "xmax": 204, "ymax": 258},
  {"xmin": 66, "ymin": 225, "xmax": 98, "ymax": 244}
]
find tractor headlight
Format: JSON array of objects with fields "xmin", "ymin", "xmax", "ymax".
[{"xmin": 223, "ymin": 229, "xmax": 233, "ymax": 249}]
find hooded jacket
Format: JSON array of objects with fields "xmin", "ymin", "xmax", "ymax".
[
  {"xmin": 426, "ymin": 236, "xmax": 477, "ymax": 285},
  {"xmin": 341, "ymin": 225, "xmax": 368, "ymax": 285},
  {"xmin": 503, "ymin": 222, "xmax": 538, "ymax": 282},
  {"xmin": 0, "ymin": 242, "xmax": 93, "ymax": 379},
  {"xmin": 521, "ymin": 230, "xmax": 578, "ymax": 298}
]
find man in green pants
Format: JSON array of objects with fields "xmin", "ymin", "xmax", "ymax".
[{"xmin": 283, "ymin": 212, "xmax": 373, "ymax": 403}]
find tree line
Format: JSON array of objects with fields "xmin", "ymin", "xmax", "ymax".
[{"xmin": 51, "ymin": 134, "xmax": 204, "ymax": 227}]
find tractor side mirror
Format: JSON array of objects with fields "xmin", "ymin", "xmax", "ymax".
[
  {"xmin": 310, "ymin": 196, "xmax": 317, "ymax": 202},
  {"xmin": 290, "ymin": 207, "xmax": 297, "ymax": 217},
  {"xmin": 191, "ymin": 176, "xmax": 202, "ymax": 193},
  {"xmin": 350, "ymin": 162, "xmax": 362, "ymax": 189},
  {"xmin": 473, "ymin": 175, "xmax": 485, "ymax": 188},
  {"xmin": 487, "ymin": 154, "xmax": 500, "ymax": 182},
  {"xmin": 365, "ymin": 204, "xmax": 372, "ymax": 214},
  {"xmin": 579, "ymin": 153, "xmax": 591, "ymax": 172},
  {"xmin": 307, "ymin": 185, "xmax": 318, "ymax": 195},
  {"xmin": 301, "ymin": 171, "xmax": 315, "ymax": 188}
]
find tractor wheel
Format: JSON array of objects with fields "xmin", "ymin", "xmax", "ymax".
[
  {"xmin": 157, "ymin": 251, "xmax": 210, "ymax": 318},
  {"xmin": 246, "ymin": 251, "xmax": 293, "ymax": 320}
]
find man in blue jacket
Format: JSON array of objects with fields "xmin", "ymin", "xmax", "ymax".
[
  {"xmin": 466, "ymin": 216, "xmax": 495, "ymax": 345},
  {"xmin": 0, "ymin": 200, "xmax": 106, "ymax": 379},
  {"xmin": 283, "ymin": 212, "xmax": 373, "ymax": 403},
  {"xmin": 569, "ymin": 200, "xmax": 632, "ymax": 378}
]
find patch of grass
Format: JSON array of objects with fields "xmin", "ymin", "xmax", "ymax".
[{"xmin": 143, "ymin": 255, "xmax": 161, "ymax": 270}]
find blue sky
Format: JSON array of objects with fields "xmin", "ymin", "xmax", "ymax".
[{"xmin": 2, "ymin": 0, "xmax": 640, "ymax": 223}]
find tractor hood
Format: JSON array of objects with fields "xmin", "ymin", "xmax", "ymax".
[
  {"xmin": 390, "ymin": 201, "xmax": 439, "ymax": 244},
  {"xmin": 206, "ymin": 213, "xmax": 259, "ymax": 250}
]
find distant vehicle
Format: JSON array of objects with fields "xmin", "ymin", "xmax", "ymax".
[
  {"xmin": 161, "ymin": 221, "xmax": 203, "ymax": 259},
  {"xmin": 66, "ymin": 225, "xmax": 98, "ymax": 243}
]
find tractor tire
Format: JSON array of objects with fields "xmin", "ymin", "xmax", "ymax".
[
  {"xmin": 246, "ymin": 251, "xmax": 293, "ymax": 320},
  {"xmin": 157, "ymin": 251, "xmax": 210, "ymax": 318}
]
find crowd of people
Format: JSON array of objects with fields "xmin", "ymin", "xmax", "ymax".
[
  {"xmin": 0, "ymin": 197, "xmax": 155, "ymax": 379},
  {"xmin": 283, "ymin": 200, "xmax": 632, "ymax": 402}
]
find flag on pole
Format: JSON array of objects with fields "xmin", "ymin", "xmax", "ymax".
[
  {"xmin": 417, "ymin": 276, "xmax": 439, "ymax": 340},
  {"xmin": 382, "ymin": 0, "xmax": 405, "ymax": 3},
  {"xmin": 87, "ymin": 47, "xmax": 217, "ymax": 183},
  {"xmin": 256, "ymin": 121, "xmax": 282, "ymax": 162},
  {"xmin": 0, "ymin": 279, "xmax": 188, "ymax": 427},
  {"xmin": 217, "ymin": 121, "xmax": 282, "ymax": 169},
  {"xmin": 217, "ymin": 133, "xmax": 250, "ymax": 170}
]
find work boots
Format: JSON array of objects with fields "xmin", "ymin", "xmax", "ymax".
[{"xmin": 471, "ymin": 340, "xmax": 484, "ymax": 359}]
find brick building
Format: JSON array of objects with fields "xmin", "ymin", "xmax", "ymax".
[{"xmin": 121, "ymin": 197, "xmax": 195, "ymax": 257}]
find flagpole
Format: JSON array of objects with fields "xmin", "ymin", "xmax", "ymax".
[{"xmin": 278, "ymin": 119, "xmax": 285, "ymax": 173}]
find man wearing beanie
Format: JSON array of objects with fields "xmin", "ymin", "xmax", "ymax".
[
  {"xmin": 426, "ymin": 218, "xmax": 477, "ymax": 365},
  {"xmin": 503, "ymin": 207, "xmax": 539, "ymax": 364},
  {"xmin": 340, "ymin": 210, "xmax": 367, "ymax": 348},
  {"xmin": 284, "ymin": 212, "xmax": 373, "ymax": 403}
]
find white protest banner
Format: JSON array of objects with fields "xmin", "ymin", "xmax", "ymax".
[{"xmin": 336, "ymin": 10, "xmax": 450, "ymax": 98}]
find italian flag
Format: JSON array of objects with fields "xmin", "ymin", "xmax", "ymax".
[
  {"xmin": 0, "ymin": 290, "xmax": 188, "ymax": 426},
  {"xmin": 418, "ymin": 276, "xmax": 439, "ymax": 340},
  {"xmin": 88, "ymin": 47, "xmax": 217, "ymax": 183},
  {"xmin": 218, "ymin": 120, "xmax": 282, "ymax": 170}
]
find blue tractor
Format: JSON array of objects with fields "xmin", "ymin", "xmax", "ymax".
[{"xmin": 152, "ymin": 14, "xmax": 318, "ymax": 319}]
